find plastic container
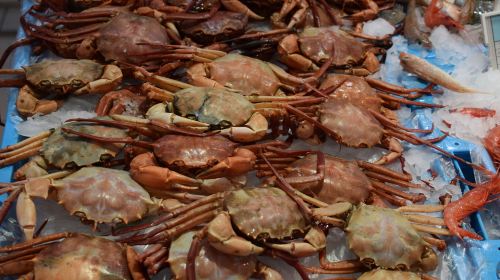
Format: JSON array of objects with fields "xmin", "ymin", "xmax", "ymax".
[{"xmin": 0, "ymin": 1, "xmax": 498, "ymax": 279}]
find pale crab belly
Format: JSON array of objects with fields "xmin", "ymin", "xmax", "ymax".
[
  {"xmin": 226, "ymin": 188, "xmax": 307, "ymax": 240},
  {"xmin": 169, "ymin": 231, "xmax": 257, "ymax": 280},
  {"xmin": 56, "ymin": 167, "xmax": 151, "ymax": 224},
  {"xmin": 320, "ymin": 102, "xmax": 384, "ymax": 147},
  {"xmin": 35, "ymin": 236, "xmax": 131, "ymax": 280}
]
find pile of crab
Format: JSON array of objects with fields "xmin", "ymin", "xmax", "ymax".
[{"xmin": 0, "ymin": 0, "xmax": 498, "ymax": 279}]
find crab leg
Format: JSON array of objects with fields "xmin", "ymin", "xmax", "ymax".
[
  {"xmin": 370, "ymin": 180, "xmax": 425, "ymax": 203},
  {"xmin": 0, "ymin": 140, "xmax": 44, "ymax": 160},
  {"xmin": 371, "ymin": 188, "xmax": 406, "ymax": 206},
  {"xmin": 306, "ymin": 250, "xmax": 365, "ymax": 274},
  {"xmin": 0, "ymin": 232, "xmax": 72, "ymax": 253},
  {"xmin": 366, "ymin": 77, "xmax": 443, "ymax": 95},
  {"xmin": 220, "ymin": 0, "xmax": 264, "ymax": 19},
  {"xmin": 114, "ymin": 192, "xmax": 224, "ymax": 235},
  {"xmin": 0, "ymin": 188, "xmax": 22, "ymax": 228},
  {"xmin": 376, "ymin": 92, "xmax": 444, "ymax": 108},
  {"xmin": 385, "ymin": 128, "xmax": 487, "ymax": 172},
  {"xmin": 364, "ymin": 171, "xmax": 422, "ymax": 188},
  {"xmin": 357, "ymin": 160, "xmax": 412, "ymax": 181},
  {"xmin": 186, "ymin": 226, "xmax": 207, "ymax": 280},
  {"xmin": 0, "ymin": 38, "xmax": 34, "ymax": 68}
]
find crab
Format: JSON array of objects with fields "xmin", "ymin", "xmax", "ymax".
[
  {"xmin": 0, "ymin": 119, "xmax": 129, "ymax": 179},
  {"xmin": 59, "ymin": 118, "xmax": 285, "ymax": 199},
  {"xmin": 181, "ymin": 53, "xmax": 320, "ymax": 96},
  {"xmin": 115, "ymin": 85, "xmax": 269, "ymax": 142},
  {"xmin": 0, "ymin": 233, "xmax": 147, "ymax": 280},
  {"xmin": 358, "ymin": 268, "xmax": 433, "ymax": 280},
  {"xmin": 256, "ymin": 151, "xmax": 425, "ymax": 207},
  {"xmin": 95, "ymin": 88, "xmax": 149, "ymax": 116},
  {"xmin": 117, "ymin": 185, "xmax": 351, "ymax": 263},
  {"xmin": 264, "ymin": 163, "xmax": 451, "ymax": 275},
  {"xmin": 277, "ymin": 27, "xmax": 383, "ymax": 75},
  {"xmin": 0, "ymin": 167, "xmax": 183, "ymax": 239},
  {"xmin": 140, "ymin": 230, "xmax": 283, "ymax": 278},
  {"xmin": 18, "ymin": 7, "xmax": 217, "ymax": 66},
  {"xmin": 0, "ymin": 59, "xmax": 122, "ymax": 116}
]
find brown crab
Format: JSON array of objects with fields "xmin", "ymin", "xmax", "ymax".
[
  {"xmin": 0, "ymin": 233, "xmax": 146, "ymax": 280},
  {"xmin": 256, "ymin": 151, "xmax": 425, "ymax": 207},
  {"xmin": 0, "ymin": 59, "xmax": 122, "ymax": 116},
  {"xmin": 18, "ymin": 7, "xmax": 215, "ymax": 66},
  {"xmin": 59, "ymin": 119, "xmax": 284, "ymax": 199},
  {"xmin": 278, "ymin": 27, "xmax": 383, "ymax": 75},
  {"xmin": 117, "ymin": 186, "xmax": 350, "ymax": 262},
  {"xmin": 141, "ymin": 230, "xmax": 283, "ymax": 278},
  {"xmin": 95, "ymin": 88, "xmax": 149, "ymax": 116},
  {"xmin": 182, "ymin": 53, "xmax": 319, "ymax": 96},
  {"xmin": 0, "ymin": 167, "xmax": 183, "ymax": 239},
  {"xmin": 117, "ymin": 85, "xmax": 269, "ymax": 142},
  {"xmin": 265, "ymin": 163, "xmax": 451, "ymax": 275},
  {"xmin": 0, "ymin": 119, "xmax": 129, "ymax": 178}
]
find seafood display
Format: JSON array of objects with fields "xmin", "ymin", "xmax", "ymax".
[{"xmin": 0, "ymin": 0, "xmax": 498, "ymax": 279}]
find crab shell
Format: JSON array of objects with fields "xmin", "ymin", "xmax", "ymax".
[
  {"xmin": 41, "ymin": 121, "xmax": 128, "ymax": 169},
  {"xmin": 169, "ymin": 231, "xmax": 257, "ymax": 279},
  {"xmin": 54, "ymin": 167, "xmax": 154, "ymax": 224},
  {"xmin": 346, "ymin": 204, "xmax": 429, "ymax": 270},
  {"xmin": 34, "ymin": 235, "xmax": 132, "ymax": 280},
  {"xmin": 198, "ymin": 54, "xmax": 281, "ymax": 96},
  {"xmin": 96, "ymin": 13, "xmax": 170, "ymax": 64},
  {"xmin": 358, "ymin": 269, "xmax": 422, "ymax": 280},
  {"xmin": 153, "ymin": 134, "xmax": 239, "ymax": 175},
  {"xmin": 224, "ymin": 187, "xmax": 307, "ymax": 241},
  {"xmin": 319, "ymin": 99, "xmax": 384, "ymax": 147},
  {"xmin": 181, "ymin": 11, "xmax": 248, "ymax": 44},
  {"xmin": 298, "ymin": 27, "xmax": 369, "ymax": 66},
  {"xmin": 285, "ymin": 154, "xmax": 372, "ymax": 204},
  {"xmin": 23, "ymin": 59, "xmax": 103, "ymax": 96},
  {"xmin": 320, "ymin": 74, "xmax": 383, "ymax": 112},
  {"xmin": 174, "ymin": 87, "xmax": 254, "ymax": 127}
]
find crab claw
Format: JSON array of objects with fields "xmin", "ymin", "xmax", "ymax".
[
  {"xmin": 207, "ymin": 212, "xmax": 264, "ymax": 256},
  {"xmin": 130, "ymin": 153, "xmax": 200, "ymax": 190},
  {"xmin": 196, "ymin": 148, "xmax": 256, "ymax": 179}
]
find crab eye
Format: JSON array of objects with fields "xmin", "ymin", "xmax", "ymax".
[
  {"xmin": 186, "ymin": 114, "xmax": 197, "ymax": 120},
  {"xmin": 218, "ymin": 120, "xmax": 232, "ymax": 129},
  {"xmin": 71, "ymin": 79, "xmax": 83, "ymax": 88},
  {"xmin": 40, "ymin": 80, "xmax": 51, "ymax": 87}
]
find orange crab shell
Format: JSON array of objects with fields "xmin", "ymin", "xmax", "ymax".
[
  {"xmin": 54, "ymin": 167, "xmax": 153, "ymax": 224},
  {"xmin": 285, "ymin": 154, "xmax": 372, "ymax": 204},
  {"xmin": 34, "ymin": 235, "xmax": 133, "ymax": 280}
]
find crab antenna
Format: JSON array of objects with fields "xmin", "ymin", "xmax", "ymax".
[{"xmin": 61, "ymin": 127, "xmax": 155, "ymax": 149}]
